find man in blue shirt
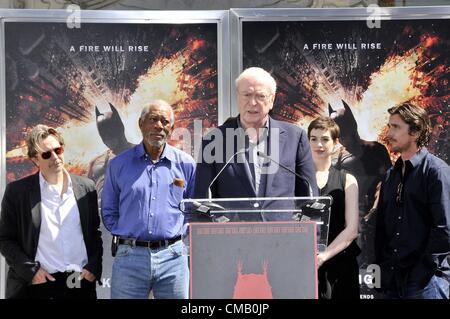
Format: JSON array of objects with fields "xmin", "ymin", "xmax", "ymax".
[
  {"xmin": 102, "ymin": 100, "xmax": 195, "ymax": 299},
  {"xmin": 375, "ymin": 102, "xmax": 449, "ymax": 299}
]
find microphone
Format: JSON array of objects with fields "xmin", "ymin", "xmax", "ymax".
[
  {"xmin": 190, "ymin": 200, "xmax": 226, "ymax": 214},
  {"xmin": 187, "ymin": 200, "xmax": 229, "ymax": 222},
  {"xmin": 257, "ymin": 151, "xmax": 323, "ymax": 222},
  {"xmin": 207, "ymin": 148, "xmax": 248, "ymax": 199},
  {"xmin": 257, "ymin": 151, "xmax": 314, "ymax": 197}
]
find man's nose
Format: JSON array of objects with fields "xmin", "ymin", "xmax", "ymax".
[
  {"xmin": 248, "ymin": 94, "xmax": 258, "ymax": 105},
  {"xmin": 153, "ymin": 120, "xmax": 164, "ymax": 129},
  {"xmin": 50, "ymin": 151, "xmax": 59, "ymax": 159}
]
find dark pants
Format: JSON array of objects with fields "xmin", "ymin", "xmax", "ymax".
[
  {"xmin": 318, "ymin": 256, "xmax": 360, "ymax": 299},
  {"xmin": 26, "ymin": 271, "xmax": 97, "ymax": 299}
]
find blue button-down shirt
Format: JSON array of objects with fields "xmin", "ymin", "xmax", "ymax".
[{"xmin": 102, "ymin": 142, "xmax": 196, "ymax": 240}]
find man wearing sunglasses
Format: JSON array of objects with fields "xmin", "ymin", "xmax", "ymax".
[
  {"xmin": 0, "ymin": 125, "xmax": 103, "ymax": 299},
  {"xmin": 374, "ymin": 103, "xmax": 450, "ymax": 299}
]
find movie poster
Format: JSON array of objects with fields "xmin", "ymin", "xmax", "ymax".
[
  {"xmin": 4, "ymin": 21, "xmax": 219, "ymax": 298},
  {"xmin": 242, "ymin": 18, "xmax": 449, "ymax": 298}
]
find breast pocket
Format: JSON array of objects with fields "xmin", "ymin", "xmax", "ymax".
[{"xmin": 168, "ymin": 184, "xmax": 184, "ymax": 209}]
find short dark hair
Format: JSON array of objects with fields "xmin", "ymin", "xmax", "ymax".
[
  {"xmin": 26, "ymin": 124, "xmax": 64, "ymax": 159},
  {"xmin": 388, "ymin": 102, "xmax": 431, "ymax": 148},
  {"xmin": 307, "ymin": 116, "xmax": 340, "ymax": 141}
]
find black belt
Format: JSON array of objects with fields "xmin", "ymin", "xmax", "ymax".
[
  {"xmin": 118, "ymin": 235, "xmax": 181, "ymax": 249},
  {"xmin": 51, "ymin": 271, "xmax": 77, "ymax": 278}
]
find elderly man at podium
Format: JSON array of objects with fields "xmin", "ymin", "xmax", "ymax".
[{"xmin": 194, "ymin": 67, "xmax": 318, "ymax": 220}]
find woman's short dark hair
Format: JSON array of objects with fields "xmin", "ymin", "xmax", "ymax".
[{"xmin": 307, "ymin": 116, "xmax": 340, "ymax": 141}]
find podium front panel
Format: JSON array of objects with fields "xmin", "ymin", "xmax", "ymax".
[{"xmin": 189, "ymin": 221, "xmax": 317, "ymax": 299}]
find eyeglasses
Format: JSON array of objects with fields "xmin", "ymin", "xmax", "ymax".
[
  {"xmin": 396, "ymin": 182, "xmax": 403, "ymax": 205},
  {"xmin": 40, "ymin": 146, "xmax": 64, "ymax": 160},
  {"xmin": 238, "ymin": 92, "xmax": 273, "ymax": 103}
]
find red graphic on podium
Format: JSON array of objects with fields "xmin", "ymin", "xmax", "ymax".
[{"xmin": 233, "ymin": 260, "xmax": 273, "ymax": 299}]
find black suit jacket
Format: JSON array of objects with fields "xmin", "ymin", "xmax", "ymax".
[{"xmin": 0, "ymin": 172, "xmax": 103, "ymax": 298}]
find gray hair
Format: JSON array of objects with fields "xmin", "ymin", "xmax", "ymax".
[
  {"xmin": 235, "ymin": 67, "xmax": 277, "ymax": 95},
  {"xmin": 139, "ymin": 99, "xmax": 175, "ymax": 125},
  {"xmin": 26, "ymin": 124, "xmax": 64, "ymax": 159}
]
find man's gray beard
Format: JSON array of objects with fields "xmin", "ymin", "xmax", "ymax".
[{"xmin": 146, "ymin": 135, "xmax": 167, "ymax": 148}]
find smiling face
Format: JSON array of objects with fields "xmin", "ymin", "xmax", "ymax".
[
  {"xmin": 31, "ymin": 135, "xmax": 65, "ymax": 177},
  {"xmin": 309, "ymin": 128, "xmax": 336, "ymax": 161},
  {"xmin": 139, "ymin": 103, "xmax": 174, "ymax": 151},
  {"xmin": 236, "ymin": 75, "xmax": 275, "ymax": 130}
]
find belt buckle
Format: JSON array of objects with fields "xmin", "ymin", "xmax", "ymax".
[
  {"xmin": 130, "ymin": 239, "xmax": 137, "ymax": 248},
  {"xmin": 164, "ymin": 239, "xmax": 170, "ymax": 247},
  {"xmin": 148, "ymin": 240, "xmax": 158, "ymax": 249}
]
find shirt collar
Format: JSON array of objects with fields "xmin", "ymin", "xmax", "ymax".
[
  {"xmin": 136, "ymin": 141, "xmax": 176, "ymax": 163},
  {"xmin": 393, "ymin": 147, "xmax": 428, "ymax": 171},
  {"xmin": 39, "ymin": 169, "xmax": 72, "ymax": 190},
  {"xmin": 236, "ymin": 115, "xmax": 270, "ymax": 130},
  {"xmin": 409, "ymin": 147, "xmax": 428, "ymax": 167},
  {"xmin": 237, "ymin": 116, "xmax": 270, "ymax": 146}
]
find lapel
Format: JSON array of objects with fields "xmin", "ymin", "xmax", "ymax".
[
  {"xmin": 29, "ymin": 173, "xmax": 41, "ymax": 251},
  {"xmin": 71, "ymin": 175, "xmax": 89, "ymax": 239},
  {"xmin": 265, "ymin": 117, "xmax": 286, "ymax": 196},
  {"xmin": 227, "ymin": 118, "xmax": 257, "ymax": 196},
  {"xmin": 232, "ymin": 154, "xmax": 257, "ymax": 196}
]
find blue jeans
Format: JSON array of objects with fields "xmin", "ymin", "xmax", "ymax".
[
  {"xmin": 111, "ymin": 240, "xmax": 189, "ymax": 299},
  {"xmin": 384, "ymin": 275, "xmax": 449, "ymax": 299}
]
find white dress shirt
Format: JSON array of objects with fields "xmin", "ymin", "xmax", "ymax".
[
  {"xmin": 35, "ymin": 171, "xmax": 88, "ymax": 274},
  {"xmin": 237, "ymin": 117, "xmax": 269, "ymax": 194}
]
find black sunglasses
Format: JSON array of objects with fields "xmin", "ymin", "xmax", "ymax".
[{"xmin": 40, "ymin": 146, "xmax": 64, "ymax": 160}]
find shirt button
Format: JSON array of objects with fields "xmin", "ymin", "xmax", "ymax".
[
  {"xmin": 398, "ymin": 216, "xmax": 402, "ymax": 220},
  {"xmin": 394, "ymin": 249, "xmax": 398, "ymax": 253},
  {"xmin": 396, "ymin": 232, "xmax": 400, "ymax": 236},
  {"xmin": 390, "ymin": 266, "xmax": 394, "ymax": 270},
  {"xmin": 150, "ymin": 213, "xmax": 154, "ymax": 217},
  {"xmin": 149, "ymin": 231, "xmax": 152, "ymax": 234},
  {"xmin": 152, "ymin": 197, "xmax": 156, "ymax": 200}
]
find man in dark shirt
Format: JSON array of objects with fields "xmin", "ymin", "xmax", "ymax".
[{"xmin": 375, "ymin": 102, "xmax": 449, "ymax": 299}]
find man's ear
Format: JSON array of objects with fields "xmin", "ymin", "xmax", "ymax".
[{"xmin": 410, "ymin": 130, "xmax": 420, "ymax": 140}]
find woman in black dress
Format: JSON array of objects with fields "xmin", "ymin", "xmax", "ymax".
[{"xmin": 308, "ymin": 117, "xmax": 361, "ymax": 299}]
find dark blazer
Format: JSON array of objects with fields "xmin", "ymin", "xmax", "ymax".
[
  {"xmin": 0, "ymin": 172, "xmax": 103, "ymax": 298},
  {"xmin": 194, "ymin": 116, "xmax": 318, "ymax": 214}
]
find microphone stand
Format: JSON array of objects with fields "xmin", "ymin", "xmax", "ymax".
[{"xmin": 257, "ymin": 151, "xmax": 314, "ymax": 197}]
